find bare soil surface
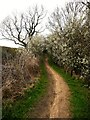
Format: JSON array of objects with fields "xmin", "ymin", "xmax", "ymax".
[
  {"xmin": 46, "ymin": 61, "xmax": 71, "ymax": 118},
  {"xmin": 27, "ymin": 60, "xmax": 71, "ymax": 118}
]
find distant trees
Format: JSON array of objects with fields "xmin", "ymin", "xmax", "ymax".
[{"xmin": 0, "ymin": 5, "xmax": 45, "ymax": 48}]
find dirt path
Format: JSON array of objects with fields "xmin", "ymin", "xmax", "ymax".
[
  {"xmin": 27, "ymin": 60, "xmax": 71, "ymax": 118},
  {"xmin": 45, "ymin": 61, "xmax": 71, "ymax": 118}
]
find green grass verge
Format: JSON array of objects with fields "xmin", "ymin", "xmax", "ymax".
[
  {"xmin": 48, "ymin": 58, "xmax": 90, "ymax": 118},
  {"xmin": 3, "ymin": 59, "xmax": 48, "ymax": 119}
]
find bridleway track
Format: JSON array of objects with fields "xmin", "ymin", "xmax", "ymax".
[{"xmin": 45, "ymin": 61, "xmax": 71, "ymax": 118}]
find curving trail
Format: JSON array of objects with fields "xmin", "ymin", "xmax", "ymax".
[
  {"xmin": 45, "ymin": 60, "xmax": 71, "ymax": 118},
  {"xmin": 27, "ymin": 60, "xmax": 71, "ymax": 118}
]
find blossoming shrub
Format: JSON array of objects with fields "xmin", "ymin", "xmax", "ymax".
[{"xmin": 46, "ymin": 2, "xmax": 90, "ymax": 87}]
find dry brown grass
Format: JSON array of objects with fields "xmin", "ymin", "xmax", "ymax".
[{"xmin": 2, "ymin": 48, "xmax": 40, "ymax": 101}]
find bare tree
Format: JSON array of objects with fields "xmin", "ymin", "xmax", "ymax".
[
  {"xmin": 0, "ymin": 5, "xmax": 46, "ymax": 48},
  {"xmin": 24, "ymin": 5, "xmax": 45, "ymax": 42},
  {"xmin": 82, "ymin": 1, "xmax": 90, "ymax": 9},
  {"xmin": 82, "ymin": 1, "xmax": 90, "ymax": 27},
  {"xmin": 0, "ymin": 14, "xmax": 28, "ymax": 47},
  {"xmin": 48, "ymin": 2, "xmax": 85, "ymax": 36}
]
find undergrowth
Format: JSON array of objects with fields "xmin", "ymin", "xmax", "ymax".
[{"xmin": 2, "ymin": 58, "xmax": 48, "ymax": 119}]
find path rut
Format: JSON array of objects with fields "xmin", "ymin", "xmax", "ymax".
[
  {"xmin": 45, "ymin": 61, "xmax": 71, "ymax": 118},
  {"xmin": 27, "ymin": 60, "xmax": 71, "ymax": 118}
]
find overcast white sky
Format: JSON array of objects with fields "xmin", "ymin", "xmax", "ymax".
[
  {"xmin": 0, "ymin": 0, "xmax": 78, "ymax": 48},
  {"xmin": 0, "ymin": 0, "xmax": 74, "ymax": 22}
]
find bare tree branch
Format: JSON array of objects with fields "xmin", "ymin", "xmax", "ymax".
[
  {"xmin": 24, "ymin": 5, "xmax": 46, "ymax": 42},
  {"xmin": 0, "ymin": 5, "xmax": 46, "ymax": 48}
]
